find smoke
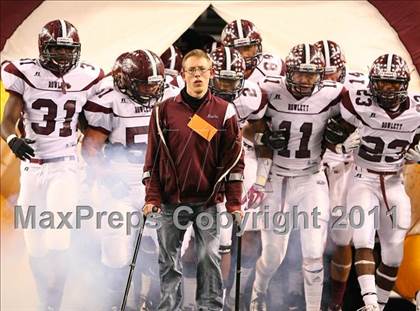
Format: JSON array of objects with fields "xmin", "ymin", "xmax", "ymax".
[{"xmin": 1, "ymin": 149, "xmax": 161, "ymax": 311}]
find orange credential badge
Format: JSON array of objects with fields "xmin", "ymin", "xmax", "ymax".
[{"xmin": 187, "ymin": 114, "xmax": 218, "ymax": 142}]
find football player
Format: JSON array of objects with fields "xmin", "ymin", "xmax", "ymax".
[
  {"xmin": 221, "ymin": 19, "xmax": 285, "ymax": 84},
  {"xmin": 245, "ymin": 43, "xmax": 347, "ymax": 311},
  {"xmin": 82, "ymin": 49, "xmax": 179, "ymax": 310},
  {"xmin": 329, "ymin": 54, "xmax": 420, "ymax": 311},
  {"xmin": 220, "ymin": 19, "xmax": 285, "ymax": 304},
  {"xmin": 160, "ymin": 45, "xmax": 185, "ymax": 88},
  {"xmin": 208, "ymin": 46, "xmax": 268, "ymax": 309},
  {"xmin": 0, "ymin": 19, "xmax": 103, "ymax": 310},
  {"xmin": 314, "ymin": 39, "xmax": 368, "ymax": 311}
]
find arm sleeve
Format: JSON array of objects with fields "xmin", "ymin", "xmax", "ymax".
[
  {"xmin": 222, "ymin": 110, "xmax": 245, "ymax": 212},
  {"xmin": 143, "ymin": 106, "xmax": 162, "ymax": 206},
  {"xmin": 83, "ymin": 89, "xmax": 113, "ymax": 135},
  {"xmin": 1, "ymin": 61, "xmax": 25, "ymax": 95},
  {"xmin": 339, "ymin": 90, "xmax": 362, "ymax": 128},
  {"xmin": 247, "ymin": 88, "xmax": 268, "ymax": 120}
]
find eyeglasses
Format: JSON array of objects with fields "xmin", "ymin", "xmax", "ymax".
[{"xmin": 184, "ymin": 66, "xmax": 211, "ymax": 75}]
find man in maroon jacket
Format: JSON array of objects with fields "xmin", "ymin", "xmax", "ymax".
[{"xmin": 143, "ymin": 49, "xmax": 244, "ymax": 310}]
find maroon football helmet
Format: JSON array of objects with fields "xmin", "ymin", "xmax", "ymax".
[
  {"xmin": 221, "ymin": 19, "xmax": 262, "ymax": 70},
  {"xmin": 38, "ymin": 19, "xmax": 81, "ymax": 75},
  {"xmin": 314, "ymin": 40, "xmax": 346, "ymax": 83},
  {"xmin": 204, "ymin": 41, "xmax": 224, "ymax": 54},
  {"xmin": 209, "ymin": 47, "xmax": 245, "ymax": 102},
  {"xmin": 112, "ymin": 49, "xmax": 165, "ymax": 106},
  {"xmin": 285, "ymin": 43, "xmax": 325, "ymax": 97},
  {"xmin": 369, "ymin": 53, "xmax": 410, "ymax": 110},
  {"xmin": 160, "ymin": 45, "xmax": 183, "ymax": 77}
]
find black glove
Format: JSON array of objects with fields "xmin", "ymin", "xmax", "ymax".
[
  {"xmin": 8, "ymin": 137, "xmax": 35, "ymax": 160},
  {"xmin": 261, "ymin": 129, "xmax": 288, "ymax": 151},
  {"xmin": 324, "ymin": 117, "xmax": 350, "ymax": 145}
]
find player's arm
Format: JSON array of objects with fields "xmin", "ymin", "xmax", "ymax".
[
  {"xmin": 77, "ymin": 111, "xmax": 89, "ymax": 134},
  {"xmin": 324, "ymin": 115, "xmax": 360, "ymax": 154},
  {"xmin": 81, "ymin": 127, "xmax": 108, "ymax": 163},
  {"xmin": 0, "ymin": 92, "xmax": 23, "ymax": 140},
  {"xmin": 241, "ymin": 119, "xmax": 274, "ymax": 209},
  {"xmin": 325, "ymin": 89, "xmax": 362, "ymax": 154},
  {"xmin": 0, "ymin": 92, "xmax": 35, "ymax": 160}
]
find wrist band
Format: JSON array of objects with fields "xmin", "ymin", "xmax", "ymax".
[
  {"xmin": 6, "ymin": 134, "xmax": 17, "ymax": 144},
  {"xmin": 256, "ymin": 158, "xmax": 272, "ymax": 187}
]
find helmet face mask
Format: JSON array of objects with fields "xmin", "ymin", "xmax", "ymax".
[
  {"xmin": 39, "ymin": 20, "xmax": 81, "ymax": 75},
  {"xmin": 285, "ymin": 44, "xmax": 325, "ymax": 98},
  {"xmin": 370, "ymin": 78, "xmax": 407, "ymax": 110},
  {"xmin": 286, "ymin": 68, "xmax": 323, "ymax": 97},
  {"xmin": 209, "ymin": 47, "xmax": 245, "ymax": 102},
  {"xmin": 236, "ymin": 44, "xmax": 262, "ymax": 71},
  {"xmin": 210, "ymin": 72, "xmax": 245, "ymax": 102},
  {"xmin": 368, "ymin": 54, "xmax": 410, "ymax": 111},
  {"xmin": 112, "ymin": 50, "xmax": 165, "ymax": 107}
]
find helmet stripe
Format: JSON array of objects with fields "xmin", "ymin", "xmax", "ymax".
[
  {"xmin": 386, "ymin": 53, "xmax": 393, "ymax": 72},
  {"xmin": 169, "ymin": 45, "xmax": 176, "ymax": 70},
  {"xmin": 144, "ymin": 49, "xmax": 157, "ymax": 76},
  {"xmin": 323, "ymin": 40, "xmax": 331, "ymax": 67},
  {"xmin": 236, "ymin": 19, "xmax": 244, "ymax": 39},
  {"xmin": 225, "ymin": 47, "xmax": 232, "ymax": 70},
  {"xmin": 305, "ymin": 43, "xmax": 310, "ymax": 64},
  {"xmin": 59, "ymin": 19, "xmax": 67, "ymax": 37}
]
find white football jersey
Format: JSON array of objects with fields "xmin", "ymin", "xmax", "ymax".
[
  {"xmin": 341, "ymin": 87, "xmax": 420, "ymax": 172},
  {"xmin": 233, "ymin": 79, "xmax": 267, "ymax": 128},
  {"xmin": 84, "ymin": 76, "xmax": 180, "ymax": 146},
  {"xmin": 247, "ymin": 52, "xmax": 285, "ymax": 85},
  {"xmin": 323, "ymin": 71, "xmax": 369, "ymax": 164},
  {"xmin": 261, "ymin": 76, "xmax": 344, "ymax": 176},
  {"xmin": 1, "ymin": 59, "xmax": 103, "ymax": 158}
]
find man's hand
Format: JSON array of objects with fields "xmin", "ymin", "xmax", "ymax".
[
  {"xmin": 8, "ymin": 136, "xmax": 35, "ymax": 160},
  {"xmin": 405, "ymin": 144, "xmax": 420, "ymax": 163},
  {"xmin": 231, "ymin": 209, "xmax": 244, "ymax": 226},
  {"xmin": 143, "ymin": 203, "xmax": 161, "ymax": 216},
  {"xmin": 335, "ymin": 129, "xmax": 361, "ymax": 154},
  {"xmin": 261, "ymin": 129, "xmax": 288, "ymax": 151},
  {"xmin": 246, "ymin": 183, "xmax": 266, "ymax": 210}
]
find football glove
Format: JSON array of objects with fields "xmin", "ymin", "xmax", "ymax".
[
  {"xmin": 261, "ymin": 128, "xmax": 288, "ymax": 151},
  {"xmin": 324, "ymin": 117, "xmax": 350, "ymax": 145},
  {"xmin": 405, "ymin": 143, "xmax": 420, "ymax": 163},
  {"xmin": 8, "ymin": 137, "xmax": 35, "ymax": 160},
  {"xmin": 246, "ymin": 183, "xmax": 266, "ymax": 210},
  {"xmin": 335, "ymin": 129, "xmax": 361, "ymax": 154}
]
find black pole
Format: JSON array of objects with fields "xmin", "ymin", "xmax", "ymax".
[
  {"xmin": 235, "ymin": 222, "xmax": 242, "ymax": 311},
  {"xmin": 120, "ymin": 215, "xmax": 147, "ymax": 311}
]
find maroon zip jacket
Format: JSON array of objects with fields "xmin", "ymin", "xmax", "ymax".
[{"xmin": 143, "ymin": 91, "xmax": 244, "ymax": 213}]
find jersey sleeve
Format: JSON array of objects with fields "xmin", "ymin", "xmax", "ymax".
[
  {"xmin": 1, "ymin": 61, "xmax": 25, "ymax": 95},
  {"xmin": 83, "ymin": 86, "xmax": 114, "ymax": 135},
  {"xmin": 85, "ymin": 68, "xmax": 105, "ymax": 99},
  {"xmin": 327, "ymin": 83, "xmax": 346, "ymax": 118},
  {"xmin": 339, "ymin": 90, "xmax": 362, "ymax": 128},
  {"xmin": 247, "ymin": 88, "xmax": 268, "ymax": 120}
]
